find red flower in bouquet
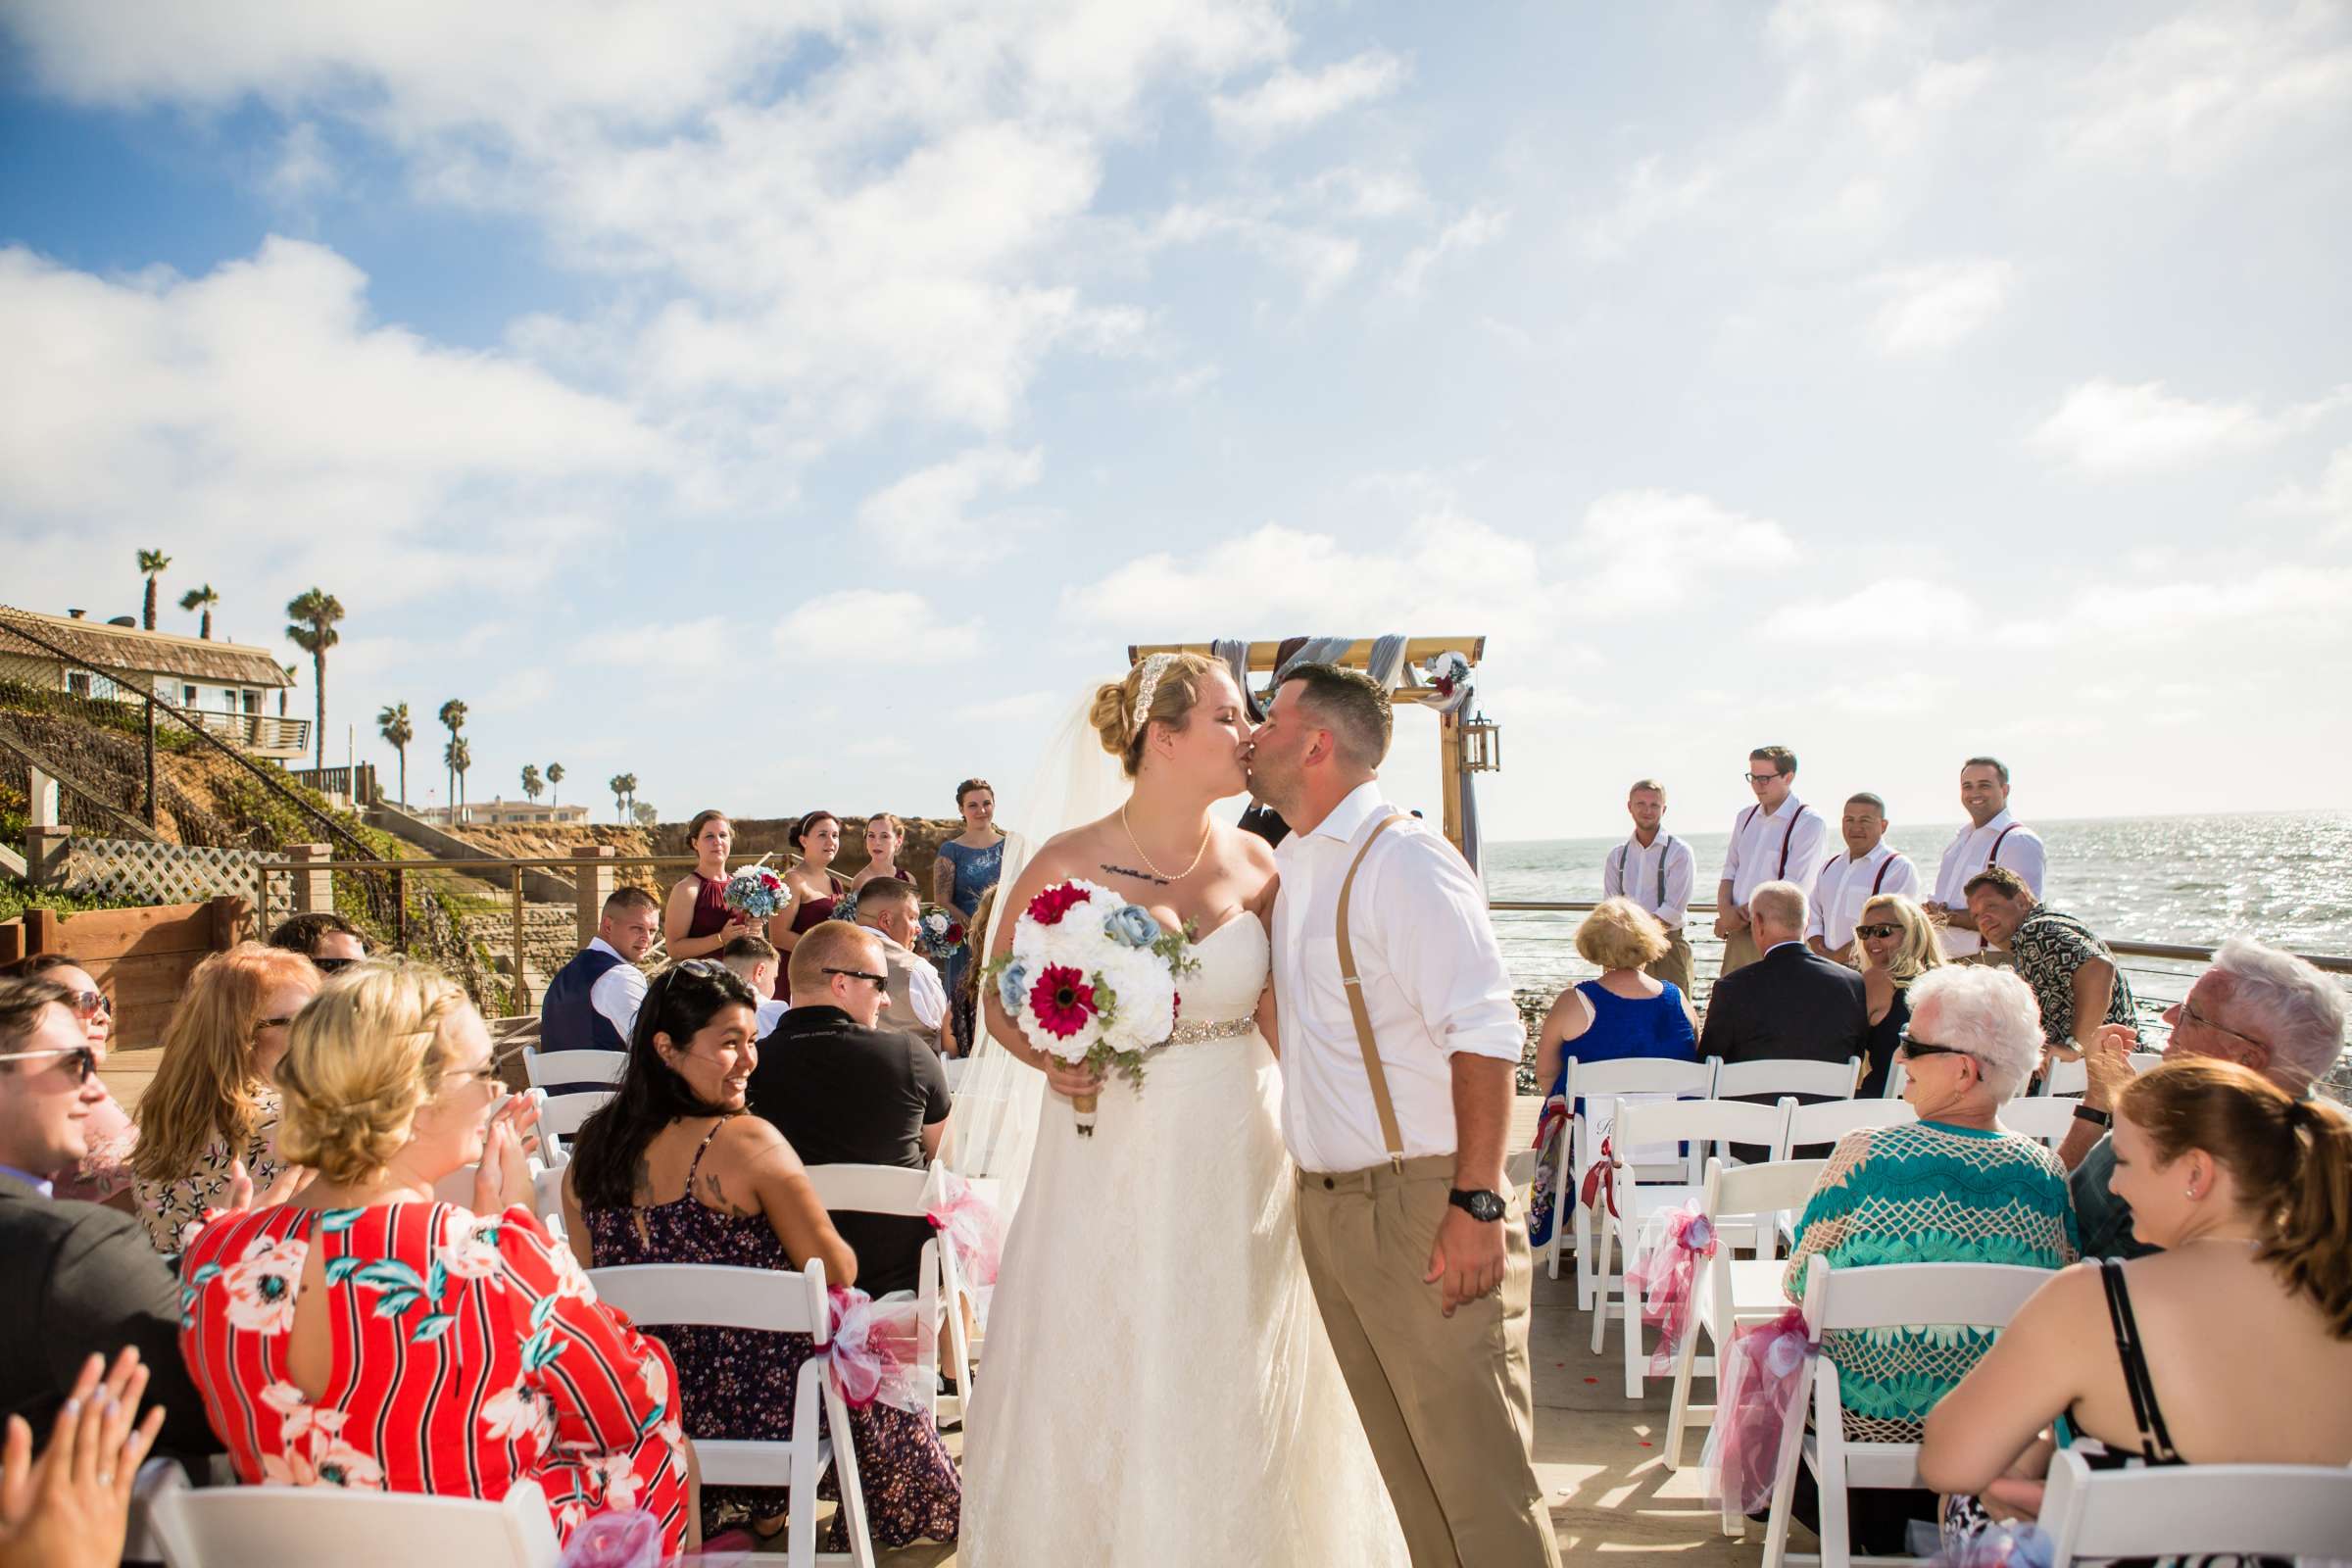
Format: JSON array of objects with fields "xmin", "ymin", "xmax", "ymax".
[
  {"xmin": 1028, "ymin": 965, "xmax": 1097, "ymax": 1039},
  {"xmin": 946, "ymin": 922, "xmax": 964, "ymax": 945},
  {"xmin": 1027, "ymin": 882, "xmax": 1093, "ymax": 926}
]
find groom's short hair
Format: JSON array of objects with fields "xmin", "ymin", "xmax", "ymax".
[{"xmin": 1279, "ymin": 662, "xmax": 1392, "ymax": 769}]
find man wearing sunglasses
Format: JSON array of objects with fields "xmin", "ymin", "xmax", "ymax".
[
  {"xmin": 745, "ymin": 923, "xmax": 952, "ymax": 1298},
  {"xmin": 266, "ymin": 910, "xmax": 368, "ymax": 971},
  {"xmin": 0, "ymin": 978, "xmax": 223, "ymax": 1462}
]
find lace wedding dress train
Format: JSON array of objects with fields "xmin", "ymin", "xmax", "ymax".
[{"xmin": 960, "ymin": 917, "xmax": 1406, "ymax": 1565}]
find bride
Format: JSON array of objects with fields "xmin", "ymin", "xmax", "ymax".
[{"xmin": 956, "ymin": 653, "xmax": 1406, "ymax": 1565}]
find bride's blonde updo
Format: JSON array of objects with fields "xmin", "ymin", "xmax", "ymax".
[
  {"xmin": 1089, "ymin": 652, "xmax": 1220, "ymax": 777},
  {"xmin": 275, "ymin": 959, "xmax": 474, "ymax": 1186}
]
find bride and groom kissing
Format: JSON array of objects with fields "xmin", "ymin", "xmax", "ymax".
[{"xmin": 958, "ymin": 655, "xmax": 1560, "ymax": 1568}]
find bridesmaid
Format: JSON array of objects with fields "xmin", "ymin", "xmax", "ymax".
[
  {"xmin": 850, "ymin": 813, "xmax": 919, "ymax": 894},
  {"xmin": 932, "ymin": 779, "xmax": 1006, "ymax": 1057},
  {"xmin": 665, "ymin": 809, "xmax": 750, "ymax": 962},
  {"xmin": 769, "ymin": 811, "xmax": 851, "ymax": 997}
]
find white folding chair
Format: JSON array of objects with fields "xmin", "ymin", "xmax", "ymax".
[
  {"xmin": 1663, "ymin": 1156, "xmax": 1825, "ymax": 1475},
  {"xmin": 1780, "ymin": 1098, "xmax": 1914, "ymax": 1155},
  {"xmin": 535, "ymin": 1090, "xmax": 614, "ymax": 1160},
  {"xmin": 1592, "ymin": 1097, "xmax": 1792, "ymax": 1397},
  {"xmin": 154, "ymin": 1477, "xmax": 560, "ymax": 1568},
  {"xmin": 1762, "ymin": 1256, "xmax": 2057, "ymax": 1568},
  {"xmin": 1709, "ymin": 1056, "xmax": 1862, "ymax": 1104},
  {"xmin": 2037, "ymin": 1055, "xmax": 2088, "ymax": 1097},
  {"xmin": 534, "ymin": 1159, "xmax": 570, "ymax": 1240},
  {"xmin": 2034, "ymin": 1446, "xmax": 2352, "ymax": 1563},
  {"xmin": 803, "ymin": 1162, "xmax": 972, "ymax": 1429},
  {"xmin": 521, "ymin": 1049, "xmax": 628, "ymax": 1089},
  {"xmin": 2126, "ymin": 1051, "xmax": 2167, "ymax": 1075},
  {"xmin": 1547, "ymin": 1055, "xmax": 1718, "ymax": 1306},
  {"xmin": 1996, "ymin": 1097, "xmax": 2082, "ymax": 1147},
  {"xmin": 589, "ymin": 1260, "xmax": 873, "ymax": 1568},
  {"xmin": 431, "ymin": 1154, "xmax": 553, "ymax": 1217}
]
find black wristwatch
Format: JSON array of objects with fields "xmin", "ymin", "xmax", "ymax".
[
  {"xmin": 1448, "ymin": 1188, "xmax": 1506, "ymax": 1223},
  {"xmin": 2072, "ymin": 1104, "xmax": 2112, "ymax": 1128}
]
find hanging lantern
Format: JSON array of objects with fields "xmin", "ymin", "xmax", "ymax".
[{"xmin": 1462, "ymin": 710, "xmax": 1502, "ymax": 772}]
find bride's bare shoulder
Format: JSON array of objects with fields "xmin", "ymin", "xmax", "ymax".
[{"xmin": 1025, "ymin": 814, "xmax": 1122, "ymax": 879}]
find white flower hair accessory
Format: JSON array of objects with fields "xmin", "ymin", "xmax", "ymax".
[{"xmin": 1130, "ymin": 653, "xmax": 1179, "ymax": 731}]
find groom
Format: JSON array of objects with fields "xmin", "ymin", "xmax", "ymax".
[{"xmin": 1249, "ymin": 663, "xmax": 1559, "ymax": 1568}]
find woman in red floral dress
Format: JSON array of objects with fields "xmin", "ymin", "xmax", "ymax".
[{"xmin": 177, "ymin": 960, "xmax": 696, "ymax": 1554}]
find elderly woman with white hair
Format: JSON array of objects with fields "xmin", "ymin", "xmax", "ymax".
[{"xmin": 1771, "ymin": 965, "xmax": 2082, "ymax": 1551}]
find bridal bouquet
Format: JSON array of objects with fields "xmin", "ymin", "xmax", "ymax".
[
  {"xmin": 721, "ymin": 860, "xmax": 789, "ymax": 921},
  {"xmin": 986, "ymin": 879, "xmax": 1198, "ymax": 1137},
  {"xmin": 914, "ymin": 902, "xmax": 966, "ymax": 960}
]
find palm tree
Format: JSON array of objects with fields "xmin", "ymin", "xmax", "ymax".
[
  {"xmin": 609, "ymin": 774, "xmax": 628, "ymax": 822},
  {"xmin": 619, "ymin": 773, "xmax": 639, "ymax": 818},
  {"xmin": 278, "ymin": 663, "xmax": 297, "ymax": 716},
  {"xmin": 137, "ymin": 550, "xmax": 172, "ymax": 631},
  {"xmin": 178, "ymin": 583, "xmax": 220, "ymax": 639},
  {"xmin": 546, "ymin": 762, "xmax": 565, "ymax": 804},
  {"xmin": 283, "ymin": 588, "xmax": 345, "ymax": 772},
  {"xmin": 376, "ymin": 703, "xmax": 414, "ymax": 806},
  {"xmin": 450, "ymin": 738, "xmax": 472, "ymax": 814},
  {"xmin": 520, "ymin": 763, "xmax": 543, "ymax": 804},
  {"xmin": 437, "ymin": 700, "xmax": 467, "ymax": 817}
]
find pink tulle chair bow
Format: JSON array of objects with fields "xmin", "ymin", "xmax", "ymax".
[
  {"xmin": 555, "ymin": 1507, "xmax": 662, "ymax": 1568},
  {"xmin": 1621, "ymin": 1200, "xmax": 1718, "ymax": 1375},
  {"xmin": 1699, "ymin": 1305, "xmax": 1818, "ymax": 1531},
  {"xmin": 1937, "ymin": 1522, "xmax": 2056, "ymax": 1567},
  {"xmin": 821, "ymin": 1287, "xmax": 930, "ymax": 1413},
  {"xmin": 922, "ymin": 1166, "xmax": 1004, "ymax": 1290}
]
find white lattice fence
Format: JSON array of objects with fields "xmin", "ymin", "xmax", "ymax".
[{"xmin": 63, "ymin": 838, "xmax": 291, "ymax": 923}]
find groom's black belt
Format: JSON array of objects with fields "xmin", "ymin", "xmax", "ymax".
[{"xmin": 1298, "ymin": 1153, "xmax": 1456, "ymax": 1193}]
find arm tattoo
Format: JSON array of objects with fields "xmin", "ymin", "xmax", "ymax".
[
  {"xmin": 699, "ymin": 1166, "xmax": 760, "ymax": 1219},
  {"xmin": 630, "ymin": 1154, "xmax": 654, "ymax": 1205}
]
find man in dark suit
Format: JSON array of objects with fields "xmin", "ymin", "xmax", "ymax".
[
  {"xmin": 1697, "ymin": 882, "xmax": 1869, "ymax": 1158},
  {"xmin": 0, "ymin": 978, "xmax": 222, "ymax": 1463},
  {"xmin": 745, "ymin": 923, "xmax": 952, "ymax": 1298}
]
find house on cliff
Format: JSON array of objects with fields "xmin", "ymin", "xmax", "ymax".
[{"xmin": 0, "ymin": 605, "xmax": 307, "ymax": 760}]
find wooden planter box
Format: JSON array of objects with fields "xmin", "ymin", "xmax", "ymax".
[{"xmin": 0, "ymin": 897, "xmax": 252, "ymax": 1053}]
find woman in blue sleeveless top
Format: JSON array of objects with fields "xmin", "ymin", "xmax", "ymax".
[
  {"xmin": 1528, "ymin": 898, "xmax": 1699, "ymax": 1248},
  {"xmin": 932, "ymin": 778, "xmax": 1005, "ymax": 1054}
]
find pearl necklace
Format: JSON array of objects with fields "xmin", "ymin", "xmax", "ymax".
[{"xmin": 1120, "ymin": 805, "xmax": 1212, "ymax": 884}]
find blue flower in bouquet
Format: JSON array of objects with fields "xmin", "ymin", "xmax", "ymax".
[
  {"xmin": 995, "ymin": 959, "xmax": 1030, "ymax": 1015},
  {"xmin": 1102, "ymin": 905, "xmax": 1161, "ymax": 949}
]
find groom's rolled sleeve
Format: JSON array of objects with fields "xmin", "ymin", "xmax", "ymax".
[{"xmin": 1384, "ymin": 834, "xmax": 1523, "ymax": 1062}]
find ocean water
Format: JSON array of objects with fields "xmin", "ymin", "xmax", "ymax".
[{"xmin": 1483, "ymin": 810, "xmax": 2352, "ymax": 1008}]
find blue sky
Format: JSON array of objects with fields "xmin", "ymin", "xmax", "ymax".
[{"xmin": 4, "ymin": 1, "xmax": 2348, "ymax": 842}]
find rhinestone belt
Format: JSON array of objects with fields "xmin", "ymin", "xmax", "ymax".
[{"xmin": 1164, "ymin": 1016, "xmax": 1256, "ymax": 1046}]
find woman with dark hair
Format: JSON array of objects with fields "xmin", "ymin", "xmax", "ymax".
[
  {"xmin": 563, "ymin": 961, "xmax": 959, "ymax": 1549},
  {"xmin": 767, "ymin": 811, "xmax": 850, "ymax": 997},
  {"xmin": 665, "ymin": 809, "xmax": 750, "ymax": 962},
  {"xmin": 932, "ymin": 780, "xmax": 1005, "ymax": 1043}
]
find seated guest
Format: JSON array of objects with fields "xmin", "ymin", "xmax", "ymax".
[
  {"xmin": 563, "ymin": 962, "xmax": 959, "ymax": 1550},
  {"xmin": 747, "ymin": 923, "xmax": 952, "ymax": 1298},
  {"xmin": 265, "ymin": 910, "xmax": 368, "ymax": 971},
  {"xmin": 720, "ymin": 935, "xmax": 790, "ymax": 1038},
  {"xmin": 1697, "ymin": 881, "xmax": 1870, "ymax": 1069},
  {"xmin": 129, "ymin": 943, "xmax": 319, "ymax": 1253},
  {"xmin": 1806, "ymin": 793, "xmax": 1919, "ymax": 965},
  {"xmin": 1, "ymin": 956, "xmax": 136, "ymax": 1203},
  {"xmin": 0, "ymin": 978, "xmax": 222, "ymax": 1464},
  {"xmin": 1779, "ymin": 965, "xmax": 2078, "ymax": 1551},
  {"xmin": 1852, "ymin": 893, "xmax": 1945, "ymax": 1096},
  {"xmin": 855, "ymin": 879, "xmax": 949, "ymax": 1054},
  {"xmin": 179, "ymin": 960, "xmax": 696, "ymax": 1554},
  {"xmin": 0, "ymin": 1348, "xmax": 172, "ymax": 1568},
  {"xmin": 1923, "ymin": 1059, "xmax": 2351, "ymax": 1549},
  {"xmin": 851, "ymin": 812, "xmax": 917, "ymax": 892},
  {"xmin": 1967, "ymin": 866, "xmax": 2137, "ymax": 1065},
  {"xmin": 2060, "ymin": 938, "xmax": 2344, "ymax": 1260},
  {"xmin": 1528, "ymin": 897, "xmax": 1699, "ymax": 1250},
  {"xmin": 539, "ymin": 886, "xmax": 659, "ymax": 1054}
]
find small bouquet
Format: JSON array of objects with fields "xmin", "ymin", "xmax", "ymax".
[
  {"xmin": 721, "ymin": 858, "xmax": 789, "ymax": 922},
  {"xmin": 915, "ymin": 902, "xmax": 967, "ymax": 960},
  {"xmin": 985, "ymin": 879, "xmax": 1199, "ymax": 1137},
  {"xmin": 1422, "ymin": 648, "xmax": 1472, "ymax": 699}
]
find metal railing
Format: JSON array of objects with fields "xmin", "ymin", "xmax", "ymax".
[{"xmin": 183, "ymin": 709, "xmax": 311, "ymax": 754}]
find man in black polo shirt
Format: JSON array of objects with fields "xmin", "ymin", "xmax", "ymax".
[{"xmin": 745, "ymin": 922, "xmax": 952, "ymax": 1298}]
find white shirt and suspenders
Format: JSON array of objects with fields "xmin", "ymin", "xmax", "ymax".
[
  {"xmin": 1808, "ymin": 843, "xmax": 1920, "ymax": 951},
  {"xmin": 1932, "ymin": 809, "xmax": 2047, "ymax": 957},
  {"xmin": 1602, "ymin": 832, "xmax": 1694, "ymax": 929},
  {"xmin": 1719, "ymin": 797, "xmax": 1831, "ymax": 907}
]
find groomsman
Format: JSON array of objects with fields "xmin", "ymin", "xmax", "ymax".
[
  {"xmin": 1925, "ymin": 756, "xmax": 2045, "ymax": 958},
  {"xmin": 1807, "ymin": 793, "xmax": 1919, "ymax": 963},
  {"xmin": 1600, "ymin": 779, "xmax": 1695, "ymax": 994},
  {"xmin": 1714, "ymin": 746, "xmax": 1828, "ymax": 976}
]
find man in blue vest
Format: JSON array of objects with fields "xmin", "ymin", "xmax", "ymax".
[{"xmin": 540, "ymin": 886, "xmax": 660, "ymax": 1054}]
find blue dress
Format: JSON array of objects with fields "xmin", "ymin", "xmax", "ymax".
[
  {"xmin": 1528, "ymin": 980, "xmax": 1698, "ymax": 1249},
  {"xmin": 935, "ymin": 836, "xmax": 1005, "ymax": 1046}
]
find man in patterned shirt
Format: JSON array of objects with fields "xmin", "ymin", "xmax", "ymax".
[{"xmin": 1964, "ymin": 865, "xmax": 2135, "ymax": 1059}]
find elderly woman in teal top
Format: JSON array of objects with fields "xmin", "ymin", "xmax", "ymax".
[{"xmin": 1779, "ymin": 965, "xmax": 2079, "ymax": 1552}]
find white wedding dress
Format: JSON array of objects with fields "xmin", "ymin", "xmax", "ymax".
[{"xmin": 959, "ymin": 915, "xmax": 1407, "ymax": 1565}]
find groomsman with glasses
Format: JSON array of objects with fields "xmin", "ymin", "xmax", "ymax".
[{"xmin": 1713, "ymin": 746, "xmax": 1828, "ymax": 977}]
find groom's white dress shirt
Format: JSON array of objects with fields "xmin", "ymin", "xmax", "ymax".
[{"xmin": 1272, "ymin": 781, "xmax": 1525, "ymax": 1175}]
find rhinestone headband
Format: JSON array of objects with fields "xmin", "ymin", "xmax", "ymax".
[{"xmin": 1131, "ymin": 653, "xmax": 1178, "ymax": 730}]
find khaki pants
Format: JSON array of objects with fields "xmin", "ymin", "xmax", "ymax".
[
  {"xmin": 1644, "ymin": 930, "xmax": 1693, "ymax": 997},
  {"xmin": 1295, "ymin": 1155, "xmax": 1560, "ymax": 1568},
  {"xmin": 1719, "ymin": 923, "xmax": 1762, "ymax": 977}
]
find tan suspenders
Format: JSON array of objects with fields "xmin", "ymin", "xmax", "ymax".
[{"xmin": 1336, "ymin": 811, "xmax": 1406, "ymax": 1170}]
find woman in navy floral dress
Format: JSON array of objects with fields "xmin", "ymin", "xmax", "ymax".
[{"xmin": 564, "ymin": 961, "xmax": 961, "ymax": 1547}]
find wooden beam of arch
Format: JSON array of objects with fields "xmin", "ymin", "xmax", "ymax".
[{"xmin": 1124, "ymin": 636, "xmax": 1486, "ymax": 672}]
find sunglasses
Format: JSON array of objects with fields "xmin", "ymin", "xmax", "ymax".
[
  {"xmin": 823, "ymin": 967, "xmax": 888, "ymax": 989},
  {"xmin": 1895, "ymin": 1029, "xmax": 1971, "ymax": 1062},
  {"xmin": 62, "ymin": 990, "xmax": 112, "ymax": 1019},
  {"xmin": 0, "ymin": 1045, "xmax": 99, "ymax": 1084},
  {"xmin": 312, "ymin": 956, "xmax": 363, "ymax": 974},
  {"xmin": 1853, "ymin": 923, "xmax": 1904, "ymax": 941}
]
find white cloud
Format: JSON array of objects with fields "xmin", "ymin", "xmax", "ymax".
[
  {"xmin": 965, "ymin": 689, "xmax": 1059, "ymax": 723},
  {"xmin": 1759, "ymin": 577, "xmax": 1979, "ymax": 641},
  {"xmin": 1152, "ymin": 203, "xmax": 1361, "ymax": 300},
  {"xmin": 1210, "ymin": 49, "xmax": 1405, "ymax": 141},
  {"xmin": 775, "ymin": 590, "xmax": 981, "ymax": 664},
  {"xmin": 855, "ymin": 446, "xmax": 1044, "ymax": 562},
  {"xmin": 1392, "ymin": 207, "xmax": 1508, "ymax": 296},
  {"xmin": 2267, "ymin": 443, "xmax": 2352, "ymax": 540},
  {"xmin": 2031, "ymin": 378, "xmax": 2350, "ymax": 476},
  {"xmin": 2062, "ymin": 6, "xmax": 2352, "ymax": 173},
  {"xmin": 1580, "ymin": 156, "xmax": 1719, "ymax": 259},
  {"xmin": 1304, "ymin": 165, "xmax": 1427, "ymax": 220},
  {"xmin": 574, "ymin": 619, "xmax": 733, "ymax": 668},
  {"xmin": 1865, "ymin": 259, "xmax": 2013, "ymax": 356},
  {"xmin": 266, "ymin": 121, "xmax": 335, "ymax": 202},
  {"xmin": 2003, "ymin": 564, "xmax": 2352, "ymax": 647},
  {"xmin": 1567, "ymin": 490, "xmax": 1800, "ymax": 604}
]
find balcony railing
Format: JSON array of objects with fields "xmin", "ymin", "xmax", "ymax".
[{"xmin": 174, "ymin": 709, "xmax": 312, "ymax": 754}]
